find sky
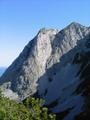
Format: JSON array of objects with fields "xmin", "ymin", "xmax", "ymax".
[{"xmin": 0, "ymin": 0, "xmax": 90, "ymax": 67}]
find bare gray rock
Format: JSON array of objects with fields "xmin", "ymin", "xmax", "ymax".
[
  {"xmin": 0, "ymin": 23, "xmax": 90, "ymax": 100},
  {"xmin": 0, "ymin": 23, "xmax": 90, "ymax": 119},
  {"xmin": 0, "ymin": 22, "xmax": 90, "ymax": 119}
]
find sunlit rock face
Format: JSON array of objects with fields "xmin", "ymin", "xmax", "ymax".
[{"xmin": 0, "ymin": 22, "xmax": 90, "ymax": 120}]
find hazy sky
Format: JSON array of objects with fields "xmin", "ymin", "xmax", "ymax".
[{"xmin": 0, "ymin": 0, "xmax": 90, "ymax": 67}]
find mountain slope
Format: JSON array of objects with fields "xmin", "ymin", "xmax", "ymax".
[{"xmin": 0, "ymin": 22, "xmax": 90, "ymax": 120}]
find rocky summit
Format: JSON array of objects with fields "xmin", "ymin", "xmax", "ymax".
[{"xmin": 0, "ymin": 22, "xmax": 90, "ymax": 120}]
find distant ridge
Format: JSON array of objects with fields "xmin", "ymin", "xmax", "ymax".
[{"xmin": 0, "ymin": 67, "xmax": 6, "ymax": 76}]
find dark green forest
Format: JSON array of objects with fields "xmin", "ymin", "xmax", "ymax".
[{"xmin": 0, "ymin": 90, "xmax": 56, "ymax": 120}]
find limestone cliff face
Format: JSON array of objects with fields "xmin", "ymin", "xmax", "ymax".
[
  {"xmin": 0, "ymin": 22, "xmax": 90, "ymax": 119},
  {"xmin": 0, "ymin": 28, "xmax": 58, "ymax": 99}
]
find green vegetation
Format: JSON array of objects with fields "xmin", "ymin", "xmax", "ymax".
[{"xmin": 0, "ymin": 90, "xmax": 56, "ymax": 120}]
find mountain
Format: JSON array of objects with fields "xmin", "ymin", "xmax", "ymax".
[
  {"xmin": 0, "ymin": 22, "xmax": 90, "ymax": 120},
  {"xmin": 0, "ymin": 67, "xmax": 6, "ymax": 76}
]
